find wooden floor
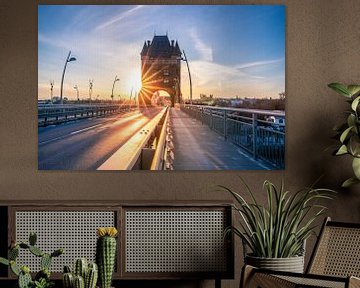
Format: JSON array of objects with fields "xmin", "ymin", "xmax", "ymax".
[{"xmin": 170, "ymin": 107, "xmax": 270, "ymax": 170}]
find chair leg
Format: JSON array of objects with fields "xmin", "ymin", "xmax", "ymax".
[{"xmin": 215, "ymin": 278, "xmax": 221, "ymax": 288}]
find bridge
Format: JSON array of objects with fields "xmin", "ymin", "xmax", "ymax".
[
  {"xmin": 38, "ymin": 104, "xmax": 284, "ymax": 170},
  {"xmin": 38, "ymin": 35, "xmax": 284, "ymax": 170}
]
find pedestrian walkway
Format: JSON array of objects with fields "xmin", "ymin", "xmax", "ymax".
[{"xmin": 170, "ymin": 107, "xmax": 270, "ymax": 170}]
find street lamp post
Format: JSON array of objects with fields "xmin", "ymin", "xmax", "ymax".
[
  {"xmin": 182, "ymin": 50, "xmax": 192, "ymax": 105},
  {"xmin": 74, "ymin": 85, "xmax": 79, "ymax": 101},
  {"xmin": 60, "ymin": 50, "xmax": 77, "ymax": 105},
  {"xmin": 50, "ymin": 80, "xmax": 54, "ymax": 103},
  {"xmin": 111, "ymin": 75, "xmax": 120, "ymax": 101},
  {"xmin": 89, "ymin": 79, "xmax": 94, "ymax": 102}
]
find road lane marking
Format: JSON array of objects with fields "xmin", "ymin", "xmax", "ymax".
[{"xmin": 70, "ymin": 124, "xmax": 103, "ymax": 135}]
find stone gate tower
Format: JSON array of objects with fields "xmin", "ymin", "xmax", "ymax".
[{"xmin": 139, "ymin": 35, "xmax": 182, "ymax": 107}]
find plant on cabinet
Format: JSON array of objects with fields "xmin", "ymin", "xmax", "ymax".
[
  {"xmin": 0, "ymin": 232, "xmax": 63, "ymax": 288},
  {"xmin": 222, "ymin": 179, "xmax": 335, "ymax": 273}
]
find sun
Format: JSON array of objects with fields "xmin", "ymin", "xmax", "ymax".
[{"xmin": 124, "ymin": 68, "xmax": 142, "ymax": 95}]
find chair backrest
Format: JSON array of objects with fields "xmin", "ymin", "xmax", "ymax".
[{"xmin": 307, "ymin": 217, "xmax": 360, "ymax": 277}]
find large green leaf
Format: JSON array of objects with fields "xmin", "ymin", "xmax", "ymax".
[
  {"xmin": 328, "ymin": 83, "xmax": 351, "ymax": 97},
  {"xmin": 351, "ymin": 96, "xmax": 360, "ymax": 111},
  {"xmin": 347, "ymin": 85, "xmax": 360, "ymax": 97},
  {"xmin": 348, "ymin": 135, "xmax": 360, "ymax": 157},
  {"xmin": 340, "ymin": 126, "xmax": 353, "ymax": 143},
  {"xmin": 352, "ymin": 157, "xmax": 360, "ymax": 179},
  {"xmin": 342, "ymin": 177, "xmax": 360, "ymax": 188},
  {"xmin": 336, "ymin": 144, "xmax": 348, "ymax": 155},
  {"xmin": 347, "ymin": 114, "xmax": 356, "ymax": 127}
]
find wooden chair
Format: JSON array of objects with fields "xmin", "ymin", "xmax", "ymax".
[{"xmin": 241, "ymin": 217, "xmax": 360, "ymax": 288}]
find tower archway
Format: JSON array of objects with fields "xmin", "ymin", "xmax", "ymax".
[{"xmin": 139, "ymin": 35, "xmax": 182, "ymax": 107}]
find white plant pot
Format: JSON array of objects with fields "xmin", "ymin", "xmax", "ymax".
[{"xmin": 245, "ymin": 254, "xmax": 305, "ymax": 273}]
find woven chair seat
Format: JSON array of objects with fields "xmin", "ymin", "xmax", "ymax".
[{"xmin": 241, "ymin": 218, "xmax": 360, "ymax": 288}]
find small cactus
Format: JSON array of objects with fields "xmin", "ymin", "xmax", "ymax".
[
  {"xmin": 74, "ymin": 275, "xmax": 85, "ymax": 288},
  {"xmin": 63, "ymin": 272, "xmax": 74, "ymax": 288},
  {"xmin": 63, "ymin": 259, "xmax": 98, "ymax": 288},
  {"xmin": 63, "ymin": 265, "xmax": 72, "ymax": 273},
  {"xmin": 74, "ymin": 258, "xmax": 87, "ymax": 279},
  {"xmin": 96, "ymin": 227, "xmax": 118, "ymax": 288},
  {"xmin": 85, "ymin": 263, "xmax": 98, "ymax": 288}
]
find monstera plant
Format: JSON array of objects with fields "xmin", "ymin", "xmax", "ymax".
[{"xmin": 328, "ymin": 83, "xmax": 360, "ymax": 187}]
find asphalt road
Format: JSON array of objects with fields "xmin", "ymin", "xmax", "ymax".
[{"xmin": 38, "ymin": 108, "xmax": 162, "ymax": 170}]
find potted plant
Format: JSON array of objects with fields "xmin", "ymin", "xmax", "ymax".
[
  {"xmin": 62, "ymin": 258, "xmax": 98, "ymax": 288},
  {"xmin": 328, "ymin": 83, "xmax": 360, "ymax": 187},
  {"xmin": 222, "ymin": 179, "xmax": 334, "ymax": 273},
  {"xmin": 0, "ymin": 232, "xmax": 64, "ymax": 288}
]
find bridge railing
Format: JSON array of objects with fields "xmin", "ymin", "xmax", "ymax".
[
  {"xmin": 97, "ymin": 107, "xmax": 171, "ymax": 170},
  {"xmin": 181, "ymin": 104, "xmax": 285, "ymax": 169},
  {"xmin": 38, "ymin": 104, "xmax": 137, "ymax": 127}
]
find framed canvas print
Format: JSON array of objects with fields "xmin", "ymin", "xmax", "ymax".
[{"xmin": 38, "ymin": 5, "xmax": 285, "ymax": 171}]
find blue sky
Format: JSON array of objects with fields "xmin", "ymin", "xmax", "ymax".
[{"xmin": 38, "ymin": 5, "xmax": 285, "ymax": 101}]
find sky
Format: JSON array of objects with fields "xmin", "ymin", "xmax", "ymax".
[{"xmin": 38, "ymin": 5, "xmax": 285, "ymax": 101}]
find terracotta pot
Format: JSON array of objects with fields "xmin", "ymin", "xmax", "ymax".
[{"xmin": 245, "ymin": 254, "xmax": 304, "ymax": 273}]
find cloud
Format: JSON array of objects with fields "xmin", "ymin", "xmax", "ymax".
[
  {"xmin": 189, "ymin": 28, "xmax": 213, "ymax": 62},
  {"xmin": 235, "ymin": 58, "xmax": 284, "ymax": 70},
  {"xmin": 181, "ymin": 60, "xmax": 283, "ymax": 98},
  {"xmin": 95, "ymin": 5, "xmax": 144, "ymax": 31}
]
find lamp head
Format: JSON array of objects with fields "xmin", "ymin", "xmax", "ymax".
[{"xmin": 68, "ymin": 57, "xmax": 76, "ymax": 62}]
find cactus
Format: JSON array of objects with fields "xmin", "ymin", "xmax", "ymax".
[
  {"xmin": 10, "ymin": 260, "xmax": 20, "ymax": 276},
  {"xmin": 18, "ymin": 270, "xmax": 32, "ymax": 288},
  {"xmin": 29, "ymin": 232, "xmax": 37, "ymax": 246},
  {"xmin": 96, "ymin": 227, "xmax": 118, "ymax": 288},
  {"xmin": 85, "ymin": 263, "xmax": 98, "ymax": 288},
  {"xmin": 64, "ymin": 265, "xmax": 72, "ymax": 273},
  {"xmin": 0, "ymin": 257, "xmax": 9, "ymax": 266},
  {"xmin": 51, "ymin": 248, "xmax": 64, "ymax": 258},
  {"xmin": 63, "ymin": 272, "xmax": 74, "ymax": 288},
  {"xmin": 35, "ymin": 268, "xmax": 51, "ymax": 282},
  {"xmin": 74, "ymin": 275, "xmax": 85, "ymax": 288},
  {"xmin": 9, "ymin": 246, "xmax": 19, "ymax": 260},
  {"xmin": 63, "ymin": 260, "xmax": 98, "ymax": 288},
  {"xmin": 29, "ymin": 245, "xmax": 44, "ymax": 257},
  {"xmin": 74, "ymin": 258, "xmax": 87, "ymax": 279},
  {"xmin": 0, "ymin": 232, "xmax": 64, "ymax": 288},
  {"xmin": 41, "ymin": 253, "xmax": 52, "ymax": 270}
]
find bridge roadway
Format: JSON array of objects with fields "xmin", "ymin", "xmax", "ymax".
[
  {"xmin": 170, "ymin": 107, "xmax": 270, "ymax": 170},
  {"xmin": 38, "ymin": 107, "xmax": 163, "ymax": 170}
]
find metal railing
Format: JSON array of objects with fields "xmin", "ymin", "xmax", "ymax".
[
  {"xmin": 181, "ymin": 105, "xmax": 285, "ymax": 169},
  {"xmin": 38, "ymin": 104, "xmax": 137, "ymax": 127},
  {"xmin": 97, "ymin": 107, "xmax": 171, "ymax": 170}
]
